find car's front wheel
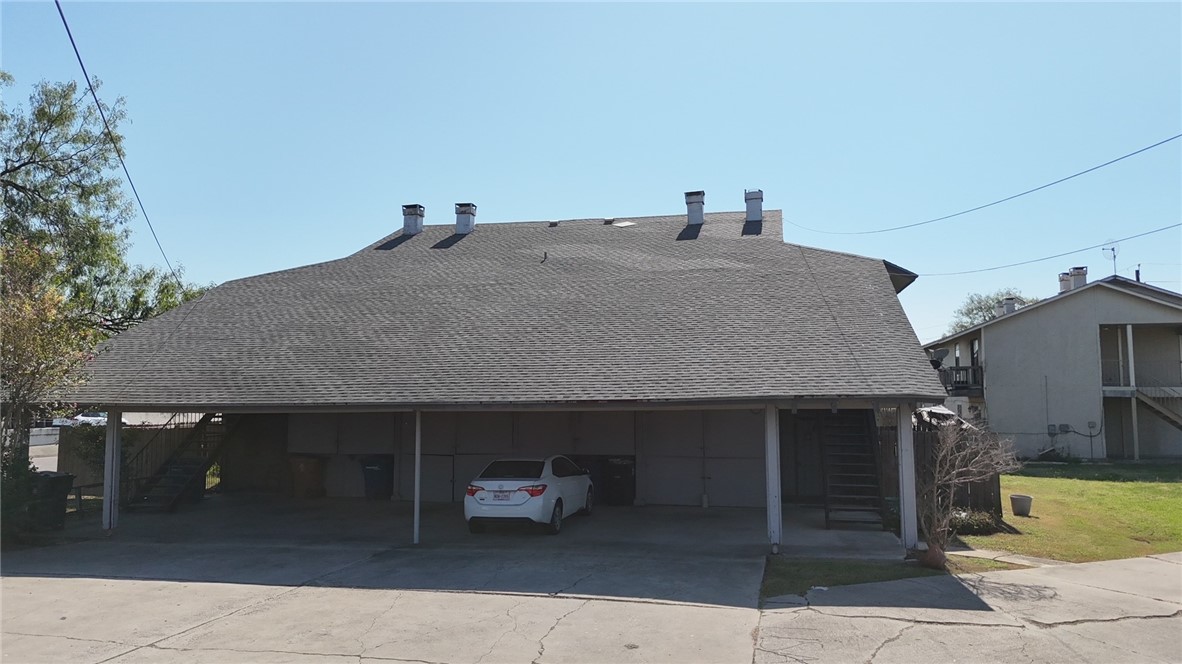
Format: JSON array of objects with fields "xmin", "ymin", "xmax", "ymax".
[{"xmin": 546, "ymin": 501, "xmax": 563, "ymax": 535}]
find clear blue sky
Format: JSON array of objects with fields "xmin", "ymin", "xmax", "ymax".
[{"xmin": 4, "ymin": 2, "xmax": 1180, "ymax": 342}]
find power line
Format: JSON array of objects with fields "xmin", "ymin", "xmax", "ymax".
[
  {"xmin": 784, "ymin": 134, "xmax": 1182, "ymax": 236},
  {"xmin": 919, "ymin": 223, "xmax": 1181, "ymax": 276},
  {"xmin": 54, "ymin": 0, "xmax": 182, "ymax": 288}
]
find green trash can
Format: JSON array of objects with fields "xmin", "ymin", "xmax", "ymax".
[{"xmin": 30, "ymin": 471, "xmax": 75, "ymax": 530}]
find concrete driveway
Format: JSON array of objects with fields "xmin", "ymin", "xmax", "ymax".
[
  {"xmin": 3, "ymin": 496, "xmax": 1178, "ymax": 663},
  {"xmin": 757, "ymin": 552, "xmax": 1182, "ymax": 663}
]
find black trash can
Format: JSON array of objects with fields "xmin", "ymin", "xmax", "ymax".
[
  {"xmin": 30, "ymin": 471, "xmax": 75, "ymax": 530},
  {"xmin": 603, "ymin": 457, "xmax": 636, "ymax": 506},
  {"xmin": 359, "ymin": 456, "xmax": 395, "ymax": 500}
]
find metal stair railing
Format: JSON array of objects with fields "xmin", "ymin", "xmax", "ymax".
[
  {"xmin": 129, "ymin": 411, "xmax": 239, "ymax": 508},
  {"xmin": 120, "ymin": 413, "xmax": 203, "ymax": 504}
]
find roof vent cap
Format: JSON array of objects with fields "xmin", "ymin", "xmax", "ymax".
[
  {"xmin": 455, "ymin": 203, "xmax": 476, "ymax": 235},
  {"xmin": 745, "ymin": 189, "xmax": 763, "ymax": 222},
  {"xmin": 685, "ymin": 190, "xmax": 705, "ymax": 225},
  {"xmin": 402, "ymin": 204, "xmax": 424, "ymax": 235}
]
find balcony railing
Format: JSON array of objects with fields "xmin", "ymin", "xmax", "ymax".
[{"xmin": 938, "ymin": 365, "xmax": 984, "ymax": 395}]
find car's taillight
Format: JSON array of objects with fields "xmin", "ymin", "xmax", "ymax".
[
  {"xmin": 520, "ymin": 484, "xmax": 547, "ymax": 497},
  {"xmin": 466, "ymin": 484, "xmax": 484, "ymax": 497}
]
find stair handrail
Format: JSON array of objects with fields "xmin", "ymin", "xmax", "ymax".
[
  {"xmin": 163, "ymin": 414, "xmax": 242, "ymax": 512},
  {"xmin": 119, "ymin": 413, "xmax": 188, "ymax": 503},
  {"xmin": 126, "ymin": 413, "xmax": 217, "ymax": 505}
]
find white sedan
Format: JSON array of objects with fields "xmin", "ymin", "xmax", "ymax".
[{"xmin": 464, "ymin": 455, "xmax": 593, "ymax": 534}]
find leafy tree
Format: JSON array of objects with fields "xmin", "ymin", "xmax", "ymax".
[
  {"xmin": 946, "ymin": 288, "xmax": 1039, "ymax": 335},
  {"xmin": 1, "ymin": 73, "xmax": 207, "ymax": 540}
]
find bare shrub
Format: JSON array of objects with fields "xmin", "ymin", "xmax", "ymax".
[{"xmin": 918, "ymin": 423, "xmax": 1021, "ymax": 563}]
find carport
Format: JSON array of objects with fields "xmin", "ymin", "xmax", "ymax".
[
  {"xmin": 92, "ymin": 401, "xmax": 922, "ymax": 555},
  {"xmin": 68, "ymin": 206, "xmax": 944, "ymax": 558}
]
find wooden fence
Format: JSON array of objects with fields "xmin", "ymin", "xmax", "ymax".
[{"xmin": 876, "ymin": 421, "xmax": 1003, "ymax": 519}]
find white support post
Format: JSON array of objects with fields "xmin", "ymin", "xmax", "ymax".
[
  {"xmin": 413, "ymin": 410, "xmax": 422, "ymax": 545},
  {"xmin": 764, "ymin": 404, "xmax": 782, "ymax": 554},
  {"xmin": 1126, "ymin": 324, "xmax": 1139, "ymax": 460},
  {"xmin": 102, "ymin": 411, "xmax": 122, "ymax": 531},
  {"xmin": 896, "ymin": 404, "xmax": 919, "ymax": 551}
]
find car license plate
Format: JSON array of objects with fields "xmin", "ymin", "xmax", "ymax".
[{"xmin": 493, "ymin": 491, "xmax": 512, "ymax": 501}]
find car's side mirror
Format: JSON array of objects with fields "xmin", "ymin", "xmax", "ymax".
[{"xmin": 580, "ymin": 467, "xmax": 590, "ymax": 475}]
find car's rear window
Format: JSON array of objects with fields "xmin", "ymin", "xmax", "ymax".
[{"xmin": 479, "ymin": 460, "xmax": 544, "ymax": 479}]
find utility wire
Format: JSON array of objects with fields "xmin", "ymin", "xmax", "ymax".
[
  {"xmin": 55, "ymin": 0, "xmax": 207, "ymax": 406},
  {"xmin": 919, "ymin": 223, "xmax": 1181, "ymax": 276},
  {"xmin": 54, "ymin": 0, "xmax": 182, "ymax": 288},
  {"xmin": 784, "ymin": 134, "xmax": 1182, "ymax": 236}
]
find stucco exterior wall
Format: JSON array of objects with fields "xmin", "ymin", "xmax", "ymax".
[{"xmin": 983, "ymin": 285, "xmax": 1182, "ymax": 458}]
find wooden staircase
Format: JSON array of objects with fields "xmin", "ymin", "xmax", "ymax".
[
  {"xmin": 821, "ymin": 411, "xmax": 885, "ymax": 529},
  {"xmin": 125, "ymin": 413, "xmax": 237, "ymax": 513},
  {"xmin": 1136, "ymin": 390, "xmax": 1182, "ymax": 432}
]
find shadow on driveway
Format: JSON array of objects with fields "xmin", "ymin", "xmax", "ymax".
[{"xmin": 2, "ymin": 495, "xmax": 771, "ymax": 608}]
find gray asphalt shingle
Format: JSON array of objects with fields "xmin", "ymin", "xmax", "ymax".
[{"xmin": 68, "ymin": 210, "xmax": 946, "ymax": 409}]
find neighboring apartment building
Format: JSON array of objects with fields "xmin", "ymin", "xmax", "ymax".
[{"xmin": 924, "ymin": 268, "xmax": 1182, "ymax": 460}]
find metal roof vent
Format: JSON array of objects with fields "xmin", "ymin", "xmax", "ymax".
[
  {"xmin": 685, "ymin": 190, "xmax": 705, "ymax": 225},
  {"xmin": 455, "ymin": 203, "xmax": 476, "ymax": 235},
  {"xmin": 402, "ymin": 204, "xmax": 424, "ymax": 235},
  {"xmin": 745, "ymin": 189, "xmax": 763, "ymax": 222},
  {"xmin": 611, "ymin": 220, "xmax": 636, "ymax": 228}
]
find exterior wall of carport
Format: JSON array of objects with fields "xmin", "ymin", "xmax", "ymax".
[{"xmin": 272, "ymin": 409, "xmax": 767, "ymax": 507}]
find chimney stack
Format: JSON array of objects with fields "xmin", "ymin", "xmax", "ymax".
[
  {"xmin": 1059, "ymin": 272, "xmax": 1072, "ymax": 293},
  {"xmin": 455, "ymin": 203, "xmax": 477, "ymax": 235},
  {"xmin": 994, "ymin": 302, "xmax": 1006, "ymax": 317},
  {"xmin": 1002, "ymin": 297, "xmax": 1017, "ymax": 315},
  {"xmin": 685, "ymin": 191, "xmax": 705, "ymax": 225},
  {"xmin": 745, "ymin": 189, "xmax": 763, "ymax": 222},
  {"xmin": 402, "ymin": 204, "xmax": 424, "ymax": 235},
  {"xmin": 1069, "ymin": 266, "xmax": 1087, "ymax": 290}
]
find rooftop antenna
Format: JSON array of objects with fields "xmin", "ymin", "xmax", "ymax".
[{"xmin": 1102, "ymin": 243, "xmax": 1118, "ymax": 275}]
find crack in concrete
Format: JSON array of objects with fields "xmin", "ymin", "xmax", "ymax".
[
  {"xmin": 550, "ymin": 572, "xmax": 594, "ymax": 596},
  {"xmin": 474, "ymin": 597, "xmax": 528, "ymax": 664},
  {"xmin": 864, "ymin": 623, "xmax": 914, "ymax": 664},
  {"xmin": 356, "ymin": 591, "xmax": 405, "ymax": 656},
  {"xmin": 1, "ymin": 631, "xmax": 129, "ymax": 646},
  {"xmin": 1056, "ymin": 620, "xmax": 1178, "ymax": 663},
  {"xmin": 799, "ymin": 606, "xmax": 1023, "ymax": 629},
  {"xmin": 1039, "ymin": 575, "xmax": 1182, "ymax": 607},
  {"xmin": 1024, "ymin": 608, "xmax": 1182, "ymax": 629},
  {"xmin": 137, "ymin": 642, "xmax": 449, "ymax": 663},
  {"xmin": 530, "ymin": 599, "xmax": 589, "ymax": 664},
  {"xmin": 1148, "ymin": 555, "xmax": 1182, "ymax": 566},
  {"xmin": 91, "ymin": 548, "xmax": 387, "ymax": 664},
  {"xmin": 753, "ymin": 644, "xmax": 817, "ymax": 663}
]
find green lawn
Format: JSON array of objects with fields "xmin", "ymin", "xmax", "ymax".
[{"xmin": 959, "ymin": 462, "xmax": 1182, "ymax": 563}]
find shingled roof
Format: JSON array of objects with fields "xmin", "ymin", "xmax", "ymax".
[{"xmin": 68, "ymin": 210, "xmax": 946, "ymax": 410}]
